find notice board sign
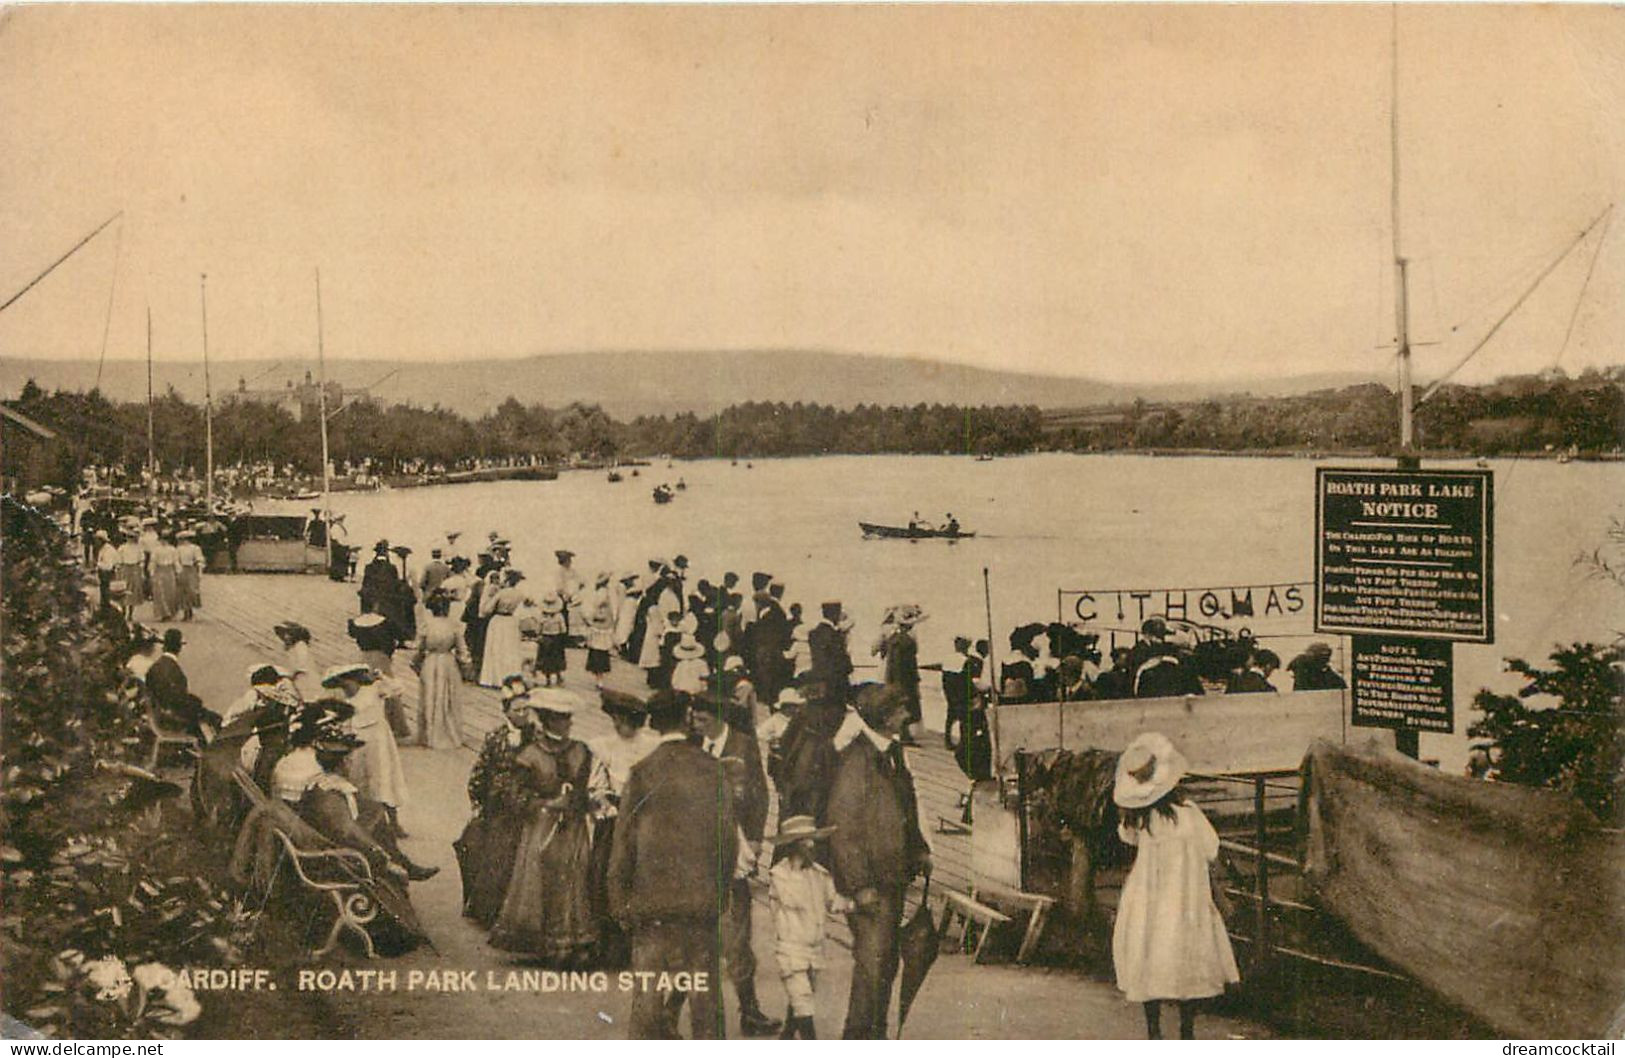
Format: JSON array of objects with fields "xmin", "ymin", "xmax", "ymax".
[
  {"xmin": 1315, "ymin": 467, "xmax": 1493, "ymax": 642},
  {"xmin": 1350, "ymin": 635, "xmax": 1454, "ymax": 733}
]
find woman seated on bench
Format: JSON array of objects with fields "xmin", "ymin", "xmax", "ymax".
[{"xmin": 271, "ymin": 712, "xmax": 439, "ymax": 884}]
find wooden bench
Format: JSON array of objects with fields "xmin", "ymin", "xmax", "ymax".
[
  {"xmin": 144, "ymin": 698, "xmax": 196, "ymax": 772},
  {"xmin": 938, "ymin": 887, "xmax": 1012, "ymax": 963},
  {"xmin": 972, "ymin": 882, "xmax": 1057, "ymax": 964},
  {"xmin": 230, "ymin": 768, "xmax": 381, "ymax": 959}
]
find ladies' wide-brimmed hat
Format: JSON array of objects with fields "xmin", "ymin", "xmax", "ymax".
[
  {"xmin": 522, "ymin": 687, "xmax": 582, "ymax": 716},
  {"xmin": 673, "ymin": 633, "xmax": 705, "ymax": 660},
  {"xmin": 768, "ymin": 815, "xmax": 837, "ymax": 844},
  {"xmin": 600, "ymin": 689, "xmax": 647, "ymax": 719},
  {"xmin": 893, "ymin": 604, "xmax": 928, "ymax": 627},
  {"xmin": 1113, "ymin": 732, "xmax": 1189, "ymax": 810},
  {"xmin": 321, "ymin": 663, "xmax": 375, "ymax": 688},
  {"xmin": 595, "ymin": 570, "xmax": 612, "ymax": 586},
  {"xmin": 273, "ymin": 620, "xmax": 312, "ymax": 642}
]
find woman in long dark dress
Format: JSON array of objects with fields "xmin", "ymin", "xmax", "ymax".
[
  {"xmin": 488, "ymin": 689, "xmax": 597, "ymax": 964},
  {"xmin": 455, "ymin": 683, "xmax": 531, "ymax": 927}
]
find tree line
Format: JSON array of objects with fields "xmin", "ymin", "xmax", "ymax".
[
  {"xmin": 1050, "ymin": 368, "xmax": 1624, "ymax": 455},
  {"xmin": 4, "ymin": 365, "xmax": 1620, "ymax": 488}
]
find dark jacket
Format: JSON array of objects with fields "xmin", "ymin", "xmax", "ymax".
[
  {"xmin": 826, "ymin": 735, "xmax": 928, "ymax": 896},
  {"xmin": 771, "ymin": 701, "xmax": 844, "ymax": 822},
  {"xmin": 359, "ymin": 557, "xmax": 399, "ymax": 613},
  {"xmin": 146, "ymin": 654, "xmax": 212, "ymax": 732},
  {"xmin": 1133, "ymin": 649, "xmax": 1205, "ymax": 698},
  {"xmin": 608, "ymin": 739, "xmax": 738, "ymax": 925},
  {"xmin": 697, "ymin": 726, "xmax": 769, "ymax": 844},
  {"xmin": 808, "ymin": 621, "xmax": 853, "ymax": 700},
  {"xmin": 883, "ymin": 629, "xmax": 920, "ymax": 698},
  {"xmin": 1225, "ymin": 670, "xmax": 1277, "ymax": 694}
]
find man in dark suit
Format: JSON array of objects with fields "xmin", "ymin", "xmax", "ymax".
[
  {"xmin": 690, "ymin": 695, "xmax": 780, "ymax": 1036},
  {"xmin": 747, "ymin": 590, "xmax": 791, "ymax": 705},
  {"xmin": 145, "ymin": 628, "xmax": 216, "ymax": 736},
  {"xmin": 825, "ymin": 687, "xmax": 932, "ymax": 1039},
  {"xmin": 608, "ymin": 691, "xmax": 739, "ymax": 1039},
  {"xmin": 808, "ymin": 601, "xmax": 854, "ymax": 705}
]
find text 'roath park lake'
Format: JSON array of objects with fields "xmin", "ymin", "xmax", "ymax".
[{"xmin": 260, "ymin": 451, "xmax": 1623, "ymax": 769}]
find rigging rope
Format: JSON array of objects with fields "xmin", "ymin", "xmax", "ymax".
[
  {"xmin": 1418, "ymin": 206, "xmax": 1612, "ymax": 405},
  {"xmin": 94, "ymin": 216, "xmax": 124, "ymax": 390},
  {"xmin": 0, "ymin": 211, "xmax": 123, "ymax": 317}
]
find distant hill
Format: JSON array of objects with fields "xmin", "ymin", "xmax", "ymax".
[{"xmin": 0, "ymin": 350, "xmax": 1382, "ymax": 419}]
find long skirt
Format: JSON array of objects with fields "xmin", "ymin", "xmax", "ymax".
[
  {"xmin": 537, "ymin": 633, "xmax": 568, "ymax": 677},
  {"xmin": 120, "ymin": 562, "xmax": 147, "ymax": 605},
  {"xmin": 417, "ymin": 651, "xmax": 464, "ymax": 749},
  {"xmin": 479, "ymin": 614, "xmax": 526, "ymax": 687},
  {"xmin": 179, "ymin": 567, "xmax": 202, "ymax": 611},
  {"xmin": 345, "ymin": 723, "xmax": 409, "ymax": 809},
  {"xmin": 455, "ymin": 812, "xmax": 525, "ymax": 928},
  {"xmin": 488, "ymin": 807, "xmax": 596, "ymax": 960},
  {"xmin": 150, "ymin": 566, "xmax": 179, "ymax": 621},
  {"xmin": 585, "ymin": 648, "xmax": 612, "ymax": 676}
]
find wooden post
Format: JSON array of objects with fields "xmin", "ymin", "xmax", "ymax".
[{"xmin": 1253, "ymin": 775, "xmax": 1271, "ymax": 966}]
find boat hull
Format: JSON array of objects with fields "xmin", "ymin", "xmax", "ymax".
[
  {"xmin": 1303, "ymin": 739, "xmax": 1625, "ymax": 1039},
  {"xmin": 859, "ymin": 521, "xmax": 974, "ymax": 540}
]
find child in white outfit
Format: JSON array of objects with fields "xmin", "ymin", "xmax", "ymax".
[{"xmin": 767, "ymin": 815, "xmax": 851, "ymax": 1040}]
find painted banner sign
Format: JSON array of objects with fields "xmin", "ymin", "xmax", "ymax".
[
  {"xmin": 1350, "ymin": 635, "xmax": 1455, "ymax": 733},
  {"xmin": 1316, "ymin": 467, "xmax": 1493, "ymax": 643},
  {"xmin": 1058, "ymin": 581, "xmax": 1312, "ymax": 637}
]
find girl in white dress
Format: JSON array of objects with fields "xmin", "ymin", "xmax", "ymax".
[{"xmin": 1111, "ymin": 732, "xmax": 1239, "ymax": 1040}]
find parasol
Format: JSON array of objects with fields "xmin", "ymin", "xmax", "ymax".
[{"xmin": 895, "ymin": 872, "xmax": 944, "ymax": 1038}]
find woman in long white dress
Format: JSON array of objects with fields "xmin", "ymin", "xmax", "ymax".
[
  {"xmin": 412, "ymin": 593, "xmax": 468, "ymax": 748},
  {"xmin": 323, "ymin": 663, "xmax": 410, "ymax": 827},
  {"xmin": 148, "ymin": 534, "xmax": 180, "ymax": 622},
  {"xmin": 479, "ymin": 569, "xmax": 531, "ymax": 688},
  {"xmin": 1111, "ymin": 732, "xmax": 1239, "ymax": 1040}
]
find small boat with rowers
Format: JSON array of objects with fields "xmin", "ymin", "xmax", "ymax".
[
  {"xmin": 606, "ymin": 470, "xmax": 623, "ymax": 483},
  {"xmin": 652, "ymin": 484, "xmax": 675, "ymax": 504},
  {"xmin": 860, "ymin": 515, "xmax": 972, "ymax": 541}
]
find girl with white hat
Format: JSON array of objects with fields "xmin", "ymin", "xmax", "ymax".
[
  {"xmin": 1111, "ymin": 732, "xmax": 1239, "ymax": 1039},
  {"xmin": 767, "ymin": 815, "xmax": 849, "ymax": 1039}
]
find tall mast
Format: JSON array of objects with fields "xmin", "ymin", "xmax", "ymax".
[
  {"xmin": 200, "ymin": 274, "xmax": 214, "ymax": 510},
  {"xmin": 1390, "ymin": 5, "xmax": 1415, "ymax": 457},
  {"xmin": 145, "ymin": 305, "xmax": 155, "ymax": 500},
  {"xmin": 315, "ymin": 268, "xmax": 332, "ymax": 525}
]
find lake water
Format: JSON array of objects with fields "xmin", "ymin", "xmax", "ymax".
[{"xmin": 278, "ymin": 452, "xmax": 1624, "ymax": 768}]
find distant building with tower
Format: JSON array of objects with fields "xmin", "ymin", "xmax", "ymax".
[{"xmin": 221, "ymin": 370, "xmax": 361, "ymax": 422}]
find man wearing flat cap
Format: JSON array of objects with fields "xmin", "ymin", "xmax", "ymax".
[{"xmin": 608, "ymin": 691, "xmax": 738, "ymax": 1039}]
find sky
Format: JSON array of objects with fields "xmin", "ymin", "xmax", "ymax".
[{"xmin": 0, "ymin": 4, "xmax": 1621, "ymax": 386}]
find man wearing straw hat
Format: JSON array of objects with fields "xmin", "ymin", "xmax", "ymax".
[
  {"xmin": 608, "ymin": 691, "xmax": 738, "ymax": 1039},
  {"xmin": 825, "ymin": 687, "xmax": 931, "ymax": 1039}
]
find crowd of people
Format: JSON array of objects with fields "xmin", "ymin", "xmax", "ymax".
[
  {"xmin": 994, "ymin": 617, "xmax": 1346, "ymax": 706},
  {"xmin": 95, "ymin": 513, "xmax": 1365, "ymax": 1041}
]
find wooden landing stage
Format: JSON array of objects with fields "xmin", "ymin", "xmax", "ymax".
[{"xmin": 199, "ymin": 573, "xmax": 982, "ymax": 897}]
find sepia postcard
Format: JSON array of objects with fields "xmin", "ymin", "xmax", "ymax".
[{"xmin": 1, "ymin": 3, "xmax": 1622, "ymax": 1043}]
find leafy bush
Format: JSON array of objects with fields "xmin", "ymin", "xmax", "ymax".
[
  {"xmin": 1, "ymin": 499, "xmax": 257, "ymax": 1038},
  {"xmin": 1467, "ymin": 642, "xmax": 1625, "ymax": 824}
]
